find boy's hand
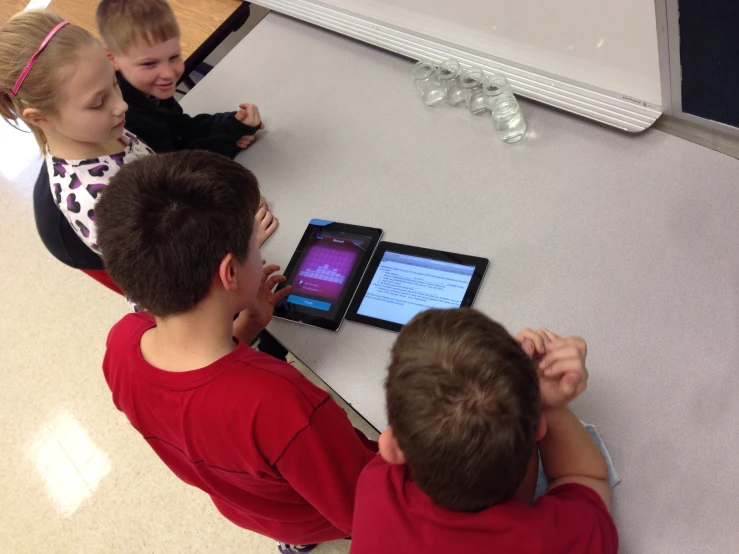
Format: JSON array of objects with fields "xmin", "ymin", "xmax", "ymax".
[
  {"xmin": 516, "ymin": 328, "xmax": 588, "ymax": 409},
  {"xmin": 238, "ymin": 264, "xmax": 291, "ymax": 342},
  {"xmin": 236, "ymin": 135, "xmax": 256, "ymax": 149},
  {"xmin": 235, "ymin": 103, "xmax": 264, "ymax": 129}
]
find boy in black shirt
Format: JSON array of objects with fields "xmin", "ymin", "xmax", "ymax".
[{"xmin": 96, "ymin": 0, "xmax": 266, "ymax": 161}]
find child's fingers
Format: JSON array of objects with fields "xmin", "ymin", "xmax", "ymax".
[
  {"xmin": 538, "ymin": 344, "xmax": 582, "ymax": 370},
  {"xmin": 264, "ymin": 274, "xmax": 286, "ymax": 290},
  {"xmin": 548, "ymin": 336, "xmax": 587, "ymax": 357},
  {"xmin": 560, "ymin": 375, "xmax": 578, "ymax": 397},
  {"xmin": 256, "ymin": 205, "xmax": 267, "ymax": 219},
  {"xmin": 521, "ymin": 340, "xmax": 535, "ymax": 358},
  {"xmin": 562, "ymin": 373, "xmax": 586, "ymax": 397},
  {"xmin": 541, "ymin": 361, "xmax": 584, "ymax": 380},
  {"xmin": 258, "ymin": 209, "xmax": 274, "ymax": 227},
  {"xmin": 272, "ymin": 285, "xmax": 292, "ymax": 303},
  {"xmin": 241, "ymin": 104, "xmax": 257, "ymax": 119},
  {"xmin": 540, "ymin": 329, "xmax": 561, "ymax": 344},
  {"xmin": 238, "ymin": 135, "xmax": 255, "ymax": 148},
  {"xmin": 262, "ymin": 264, "xmax": 281, "ymax": 276},
  {"xmin": 516, "ymin": 329, "xmax": 546, "ymax": 355},
  {"xmin": 263, "ymin": 217, "xmax": 278, "ymax": 235},
  {"xmin": 571, "ymin": 373, "xmax": 588, "ymax": 396}
]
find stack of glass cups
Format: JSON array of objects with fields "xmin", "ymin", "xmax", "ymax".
[
  {"xmin": 412, "ymin": 60, "xmax": 445, "ymax": 106},
  {"xmin": 485, "ymin": 73, "xmax": 526, "ymax": 142},
  {"xmin": 460, "ymin": 67, "xmax": 488, "ymax": 115},
  {"xmin": 437, "ymin": 59, "xmax": 465, "ymax": 107},
  {"xmin": 483, "ymin": 74, "xmax": 514, "ymax": 110},
  {"xmin": 492, "ymin": 96, "xmax": 526, "ymax": 143},
  {"xmin": 411, "ymin": 59, "xmax": 527, "ymax": 143}
]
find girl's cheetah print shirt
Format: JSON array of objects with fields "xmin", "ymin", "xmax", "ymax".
[{"xmin": 45, "ymin": 130, "xmax": 153, "ymax": 254}]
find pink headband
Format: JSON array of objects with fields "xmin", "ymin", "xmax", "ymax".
[{"xmin": 8, "ymin": 21, "xmax": 69, "ymax": 99}]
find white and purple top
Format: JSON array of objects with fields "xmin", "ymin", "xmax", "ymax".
[{"xmin": 45, "ymin": 130, "xmax": 153, "ymax": 254}]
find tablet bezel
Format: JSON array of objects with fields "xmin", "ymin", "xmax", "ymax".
[
  {"xmin": 346, "ymin": 242, "xmax": 489, "ymax": 332},
  {"xmin": 273, "ymin": 220, "xmax": 383, "ymax": 332}
]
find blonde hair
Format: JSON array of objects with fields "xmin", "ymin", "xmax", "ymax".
[
  {"xmin": 96, "ymin": 0, "xmax": 180, "ymax": 54},
  {"xmin": 0, "ymin": 10, "xmax": 97, "ymax": 150}
]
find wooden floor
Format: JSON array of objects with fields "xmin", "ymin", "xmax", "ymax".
[{"xmin": 0, "ymin": 0, "xmax": 243, "ymax": 60}]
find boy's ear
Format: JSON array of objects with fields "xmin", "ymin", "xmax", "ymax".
[
  {"xmin": 218, "ymin": 253, "xmax": 239, "ymax": 292},
  {"xmin": 102, "ymin": 44, "xmax": 120, "ymax": 70},
  {"xmin": 21, "ymin": 108, "xmax": 49, "ymax": 128},
  {"xmin": 536, "ymin": 414, "xmax": 547, "ymax": 442},
  {"xmin": 379, "ymin": 428, "xmax": 407, "ymax": 465}
]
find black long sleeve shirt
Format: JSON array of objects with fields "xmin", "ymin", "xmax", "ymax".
[{"xmin": 117, "ymin": 73, "xmax": 260, "ymax": 158}]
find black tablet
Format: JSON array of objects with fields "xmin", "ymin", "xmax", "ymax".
[
  {"xmin": 346, "ymin": 242, "xmax": 489, "ymax": 332},
  {"xmin": 273, "ymin": 220, "xmax": 383, "ymax": 331}
]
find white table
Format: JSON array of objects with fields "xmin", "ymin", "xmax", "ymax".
[{"xmin": 181, "ymin": 13, "xmax": 739, "ymax": 554}]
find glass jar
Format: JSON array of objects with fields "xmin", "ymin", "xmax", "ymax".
[
  {"xmin": 492, "ymin": 97, "xmax": 526, "ymax": 143},
  {"xmin": 483, "ymin": 74, "xmax": 514, "ymax": 111},
  {"xmin": 438, "ymin": 59, "xmax": 465, "ymax": 107},
  {"xmin": 460, "ymin": 67, "xmax": 487, "ymax": 115},
  {"xmin": 412, "ymin": 60, "xmax": 445, "ymax": 106}
]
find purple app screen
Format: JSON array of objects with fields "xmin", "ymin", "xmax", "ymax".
[{"xmin": 292, "ymin": 236, "xmax": 360, "ymax": 300}]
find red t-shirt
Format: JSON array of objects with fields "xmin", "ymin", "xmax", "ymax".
[
  {"xmin": 103, "ymin": 313, "xmax": 377, "ymax": 545},
  {"xmin": 351, "ymin": 455, "xmax": 618, "ymax": 554}
]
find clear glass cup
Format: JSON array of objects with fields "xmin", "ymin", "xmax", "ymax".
[
  {"xmin": 460, "ymin": 67, "xmax": 488, "ymax": 115},
  {"xmin": 492, "ymin": 97, "xmax": 527, "ymax": 143},
  {"xmin": 483, "ymin": 74, "xmax": 514, "ymax": 111},
  {"xmin": 438, "ymin": 59, "xmax": 465, "ymax": 107},
  {"xmin": 412, "ymin": 60, "xmax": 445, "ymax": 106}
]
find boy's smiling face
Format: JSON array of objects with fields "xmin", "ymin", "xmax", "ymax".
[{"xmin": 109, "ymin": 37, "xmax": 185, "ymax": 100}]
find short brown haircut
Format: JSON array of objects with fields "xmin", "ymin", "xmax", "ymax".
[
  {"xmin": 96, "ymin": 0, "xmax": 180, "ymax": 54},
  {"xmin": 386, "ymin": 309, "xmax": 541, "ymax": 512},
  {"xmin": 95, "ymin": 151, "xmax": 260, "ymax": 316}
]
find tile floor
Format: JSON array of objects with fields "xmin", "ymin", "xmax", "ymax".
[{"xmin": 0, "ymin": 118, "xmax": 378, "ymax": 552}]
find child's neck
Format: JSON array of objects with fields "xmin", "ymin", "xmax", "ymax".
[
  {"xmin": 45, "ymin": 130, "xmax": 125, "ymax": 160},
  {"xmin": 141, "ymin": 300, "xmax": 239, "ymax": 373}
]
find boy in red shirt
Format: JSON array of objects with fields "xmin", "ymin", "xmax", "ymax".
[
  {"xmin": 95, "ymin": 151, "xmax": 377, "ymax": 553},
  {"xmin": 351, "ymin": 309, "xmax": 618, "ymax": 554}
]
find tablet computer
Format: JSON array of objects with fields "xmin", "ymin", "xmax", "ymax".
[
  {"xmin": 273, "ymin": 220, "xmax": 383, "ymax": 331},
  {"xmin": 346, "ymin": 242, "xmax": 489, "ymax": 332}
]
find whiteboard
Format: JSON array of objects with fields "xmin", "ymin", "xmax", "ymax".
[{"xmin": 254, "ymin": 0, "xmax": 663, "ymax": 131}]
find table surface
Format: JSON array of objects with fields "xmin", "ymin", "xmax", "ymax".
[
  {"xmin": 0, "ymin": 0, "xmax": 242, "ymax": 60},
  {"xmin": 180, "ymin": 13, "xmax": 739, "ymax": 554}
]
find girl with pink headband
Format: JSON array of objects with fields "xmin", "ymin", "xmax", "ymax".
[{"xmin": 0, "ymin": 10, "xmax": 153, "ymax": 292}]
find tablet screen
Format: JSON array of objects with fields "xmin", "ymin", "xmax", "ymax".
[
  {"xmin": 356, "ymin": 251, "xmax": 476, "ymax": 325},
  {"xmin": 286, "ymin": 228, "xmax": 369, "ymax": 315},
  {"xmin": 347, "ymin": 242, "xmax": 488, "ymax": 332},
  {"xmin": 273, "ymin": 221, "xmax": 384, "ymax": 331}
]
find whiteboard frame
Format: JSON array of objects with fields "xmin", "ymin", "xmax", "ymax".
[{"xmin": 253, "ymin": 0, "xmax": 662, "ymax": 132}]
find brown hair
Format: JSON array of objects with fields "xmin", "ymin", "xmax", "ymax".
[
  {"xmin": 95, "ymin": 150, "xmax": 261, "ymax": 316},
  {"xmin": 96, "ymin": 0, "xmax": 180, "ymax": 54},
  {"xmin": 386, "ymin": 309, "xmax": 541, "ymax": 512},
  {"xmin": 0, "ymin": 11, "xmax": 97, "ymax": 150}
]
